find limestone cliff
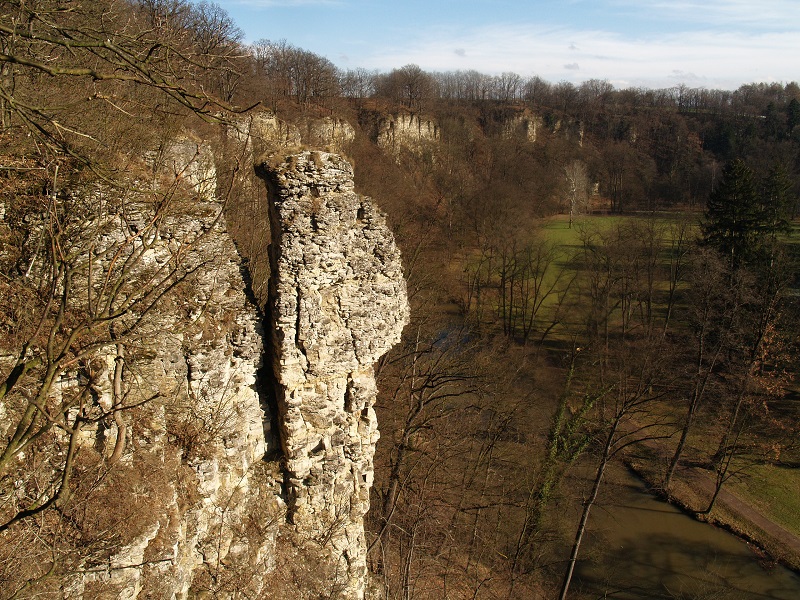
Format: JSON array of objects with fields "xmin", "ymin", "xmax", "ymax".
[
  {"xmin": 0, "ymin": 141, "xmax": 283, "ymax": 599},
  {"xmin": 377, "ymin": 112, "xmax": 439, "ymax": 158},
  {"xmin": 1, "ymin": 119, "xmax": 407, "ymax": 598},
  {"xmin": 502, "ymin": 108, "xmax": 544, "ymax": 142},
  {"xmin": 300, "ymin": 116, "xmax": 356, "ymax": 153},
  {"xmin": 259, "ymin": 151, "xmax": 409, "ymax": 598},
  {"xmin": 229, "ymin": 112, "xmax": 356, "ymax": 160}
]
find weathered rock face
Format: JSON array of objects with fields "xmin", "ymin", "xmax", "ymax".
[
  {"xmin": 2, "ymin": 124, "xmax": 405, "ymax": 598},
  {"xmin": 80, "ymin": 200, "xmax": 280, "ymax": 598},
  {"xmin": 377, "ymin": 112, "xmax": 439, "ymax": 157},
  {"xmin": 245, "ymin": 112, "xmax": 304, "ymax": 155},
  {"xmin": 502, "ymin": 108, "xmax": 544, "ymax": 142},
  {"xmin": 158, "ymin": 138, "xmax": 218, "ymax": 201},
  {"xmin": 260, "ymin": 151, "xmax": 409, "ymax": 598},
  {"xmin": 81, "ymin": 151, "xmax": 282, "ymax": 598},
  {"xmin": 230, "ymin": 112, "xmax": 356, "ymax": 159},
  {"xmin": 0, "ymin": 141, "xmax": 284, "ymax": 599},
  {"xmin": 301, "ymin": 116, "xmax": 356, "ymax": 153}
]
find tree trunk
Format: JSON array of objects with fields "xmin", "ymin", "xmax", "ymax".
[
  {"xmin": 109, "ymin": 343, "xmax": 127, "ymax": 463},
  {"xmin": 663, "ymin": 398, "xmax": 695, "ymax": 491},
  {"xmin": 559, "ymin": 421, "xmax": 617, "ymax": 600}
]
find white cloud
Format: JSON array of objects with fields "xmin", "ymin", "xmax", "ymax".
[
  {"xmin": 610, "ymin": 0, "xmax": 800, "ymax": 29},
  {"xmin": 360, "ymin": 23, "xmax": 800, "ymax": 89}
]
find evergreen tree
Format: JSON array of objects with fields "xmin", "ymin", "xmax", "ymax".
[
  {"xmin": 760, "ymin": 163, "xmax": 793, "ymax": 245},
  {"xmin": 787, "ymin": 97, "xmax": 800, "ymax": 136},
  {"xmin": 702, "ymin": 158, "xmax": 761, "ymax": 267}
]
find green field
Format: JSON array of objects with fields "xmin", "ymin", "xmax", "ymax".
[{"xmin": 734, "ymin": 464, "xmax": 800, "ymax": 537}]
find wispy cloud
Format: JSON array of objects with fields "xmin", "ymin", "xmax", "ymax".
[
  {"xmin": 362, "ymin": 23, "xmax": 800, "ymax": 89},
  {"xmin": 220, "ymin": 0, "xmax": 800, "ymax": 89},
  {"xmin": 610, "ymin": 0, "xmax": 800, "ymax": 29}
]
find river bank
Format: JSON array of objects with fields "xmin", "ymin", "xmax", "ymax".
[
  {"xmin": 623, "ymin": 443, "xmax": 800, "ymax": 575},
  {"xmin": 572, "ymin": 460, "xmax": 800, "ymax": 600}
]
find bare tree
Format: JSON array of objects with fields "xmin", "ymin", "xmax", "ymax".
[
  {"xmin": 340, "ymin": 67, "xmax": 379, "ymax": 99},
  {"xmin": 509, "ymin": 349, "xmax": 595, "ymax": 578},
  {"xmin": 370, "ymin": 325, "xmax": 483, "ymax": 558},
  {"xmin": 375, "ymin": 64, "xmax": 437, "ymax": 113},
  {"xmin": 496, "ymin": 238, "xmax": 575, "ymax": 345},
  {"xmin": 663, "ymin": 249, "xmax": 737, "ymax": 491},
  {"xmin": 563, "ymin": 160, "xmax": 589, "ymax": 227},
  {"xmin": 250, "ymin": 39, "xmax": 340, "ymax": 109},
  {"xmin": 524, "ymin": 76, "xmax": 552, "ymax": 108},
  {"xmin": 704, "ymin": 253, "xmax": 791, "ymax": 513},
  {"xmin": 558, "ymin": 339, "xmax": 675, "ymax": 600},
  {"xmin": 495, "ymin": 72, "xmax": 523, "ymax": 102}
]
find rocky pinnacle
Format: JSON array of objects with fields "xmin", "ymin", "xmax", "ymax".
[{"xmin": 261, "ymin": 151, "xmax": 409, "ymax": 598}]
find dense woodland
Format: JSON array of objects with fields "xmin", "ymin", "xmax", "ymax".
[{"xmin": 1, "ymin": 1, "xmax": 799, "ymax": 599}]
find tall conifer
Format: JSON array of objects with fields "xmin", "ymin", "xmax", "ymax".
[{"xmin": 702, "ymin": 158, "xmax": 760, "ymax": 267}]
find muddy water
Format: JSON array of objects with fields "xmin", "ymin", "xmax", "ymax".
[{"xmin": 572, "ymin": 466, "xmax": 800, "ymax": 599}]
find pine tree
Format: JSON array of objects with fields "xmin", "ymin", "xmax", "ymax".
[
  {"xmin": 760, "ymin": 163, "xmax": 793, "ymax": 244},
  {"xmin": 787, "ymin": 98, "xmax": 800, "ymax": 136},
  {"xmin": 702, "ymin": 159, "xmax": 761, "ymax": 267}
]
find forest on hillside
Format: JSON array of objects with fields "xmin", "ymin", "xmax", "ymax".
[{"xmin": 1, "ymin": 1, "xmax": 799, "ymax": 599}]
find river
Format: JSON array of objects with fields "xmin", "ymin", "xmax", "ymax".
[{"xmin": 571, "ymin": 465, "xmax": 800, "ymax": 599}]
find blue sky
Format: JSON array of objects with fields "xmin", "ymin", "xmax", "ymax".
[{"xmin": 214, "ymin": 0, "xmax": 800, "ymax": 90}]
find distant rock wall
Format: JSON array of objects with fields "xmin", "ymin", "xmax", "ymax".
[
  {"xmin": 230, "ymin": 112, "xmax": 356, "ymax": 160},
  {"xmin": 260, "ymin": 151, "xmax": 409, "ymax": 599},
  {"xmin": 377, "ymin": 112, "xmax": 439, "ymax": 157},
  {"xmin": 502, "ymin": 109, "xmax": 544, "ymax": 142},
  {"xmin": 301, "ymin": 116, "xmax": 356, "ymax": 153}
]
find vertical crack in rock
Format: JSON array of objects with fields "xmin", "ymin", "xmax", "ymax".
[{"xmin": 260, "ymin": 151, "xmax": 409, "ymax": 598}]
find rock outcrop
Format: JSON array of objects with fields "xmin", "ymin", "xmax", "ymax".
[
  {"xmin": 230, "ymin": 112, "xmax": 356, "ymax": 160},
  {"xmin": 301, "ymin": 116, "xmax": 356, "ymax": 153},
  {"xmin": 1, "ymin": 122, "xmax": 406, "ymax": 598},
  {"xmin": 83, "ymin": 152, "xmax": 282, "ymax": 598},
  {"xmin": 260, "ymin": 151, "xmax": 409, "ymax": 598},
  {"xmin": 377, "ymin": 112, "xmax": 439, "ymax": 158},
  {"xmin": 84, "ymin": 203, "xmax": 279, "ymax": 598},
  {"xmin": 0, "ymin": 142, "xmax": 284, "ymax": 599},
  {"xmin": 244, "ymin": 112, "xmax": 304, "ymax": 155},
  {"xmin": 502, "ymin": 109, "xmax": 544, "ymax": 142}
]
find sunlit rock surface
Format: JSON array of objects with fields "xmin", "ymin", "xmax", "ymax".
[
  {"xmin": 377, "ymin": 112, "xmax": 439, "ymax": 157},
  {"xmin": 261, "ymin": 151, "xmax": 409, "ymax": 599}
]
